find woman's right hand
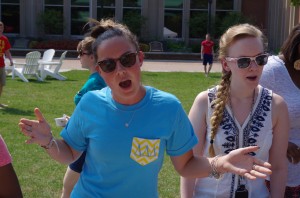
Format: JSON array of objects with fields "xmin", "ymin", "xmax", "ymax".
[
  {"xmin": 287, "ymin": 141, "xmax": 300, "ymax": 164},
  {"xmin": 19, "ymin": 108, "xmax": 52, "ymax": 146},
  {"xmin": 219, "ymin": 146, "xmax": 272, "ymax": 180}
]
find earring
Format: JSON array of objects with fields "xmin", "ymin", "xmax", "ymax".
[{"xmin": 294, "ymin": 59, "xmax": 300, "ymax": 70}]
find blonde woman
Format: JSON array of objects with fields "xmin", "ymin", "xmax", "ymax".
[{"xmin": 181, "ymin": 24, "xmax": 289, "ymax": 198}]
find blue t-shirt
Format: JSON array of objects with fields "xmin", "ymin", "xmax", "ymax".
[
  {"xmin": 61, "ymin": 86, "xmax": 197, "ymax": 198},
  {"xmin": 74, "ymin": 72, "xmax": 106, "ymax": 105}
]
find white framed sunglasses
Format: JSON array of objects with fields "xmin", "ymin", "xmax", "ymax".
[{"xmin": 225, "ymin": 53, "xmax": 269, "ymax": 69}]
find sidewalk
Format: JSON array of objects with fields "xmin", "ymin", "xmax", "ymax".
[{"xmin": 12, "ymin": 57, "xmax": 223, "ymax": 73}]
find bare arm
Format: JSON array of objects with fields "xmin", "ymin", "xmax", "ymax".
[
  {"xmin": 200, "ymin": 45, "xmax": 203, "ymax": 59},
  {"xmin": 4, "ymin": 50, "xmax": 13, "ymax": 66},
  {"xmin": 181, "ymin": 91, "xmax": 208, "ymax": 198},
  {"xmin": 177, "ymin": 92, "xmax": 272, "ymax": 196},
  {"xmin": 172, "ymin": 146, "xmax": 272, "ymax": 179},
  {"xmin": 0, "ymin": 163, "xmax": 23, "ymax": 198},
  {"xmin": 19, "ymin": 108, "xmax": 81, "ymax": 164},
  {"xmin": 269, "ymin": 94, "xmax": 289, "ymax": 198}
]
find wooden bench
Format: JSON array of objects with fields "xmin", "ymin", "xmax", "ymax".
[{"xmin": 149, "ymin": 41, "xmax": 163, "ymax": 52}]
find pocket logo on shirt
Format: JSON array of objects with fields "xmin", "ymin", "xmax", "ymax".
[{"xmin": 130, "ymin": 137, "xmax": 160, "ymax": 166}]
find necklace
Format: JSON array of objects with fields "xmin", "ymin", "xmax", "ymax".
[{"xmin": 125, "ymin": 111, "xmax": 136, "ymax": 128}]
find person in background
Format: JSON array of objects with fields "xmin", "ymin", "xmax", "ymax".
[
  {"xmin": 19, "ymin": 19, "xmax": 272, "ymax": 198},
  {"xmin": 201, "ymin": 33, "xmax": 214, "ymax": 77},
  {"xmin": 260, "ymin": 24, "xmax": 300, "ymax": 198},
  {"xmin": 61, "ymin": 36, "xmax": 106, "ymax": 198},
  {"xmin": 181, "ymin": 24, "xmax": 289, "ymax": 198},
  {"xmin": 0, "ymin": 135, "xmax": 23, "ymax": 198},
  {"xmin": 0, "ymin": 21, "xmax": 13, "ymax": 108}
]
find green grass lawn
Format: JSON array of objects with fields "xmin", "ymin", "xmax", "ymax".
[{"xmin": 0, "ymin": 70, "xmax": 221, "ymax": 198}]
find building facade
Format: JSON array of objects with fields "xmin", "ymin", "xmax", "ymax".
[{"xmin": 0, "ymin": 0, "xmax": 299, "ymax": 52}]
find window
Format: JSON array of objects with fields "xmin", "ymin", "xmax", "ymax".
[
  {"xmin": 43, "ymin": 0, "xmax": 64, "ymax": 35},
  {"xmin": 189, "ymin": 0, "xmax": 209, "ymax": 38},
  {"xmin": 123, "ymin": 0, "xmax": 143, "ymax": 36},
  {"xmin": 215, "ymin": 0, "xmax": 234, "ymax": 37},
  {"xmin": 216, "ymin": 0, "xmax": 234, "ymax": 10},
  {"xmin": 191, "ymin": 0, "xmax": 208, "ymax": 9},
  {"xmin": 164, "ymin": 0, "xmax": 183, "ymax": 38},
  {"xmin": 71, "ymin": 0, "xmax": 90, "ymax": 35},
  {"xmin": 1, "ymin": 0, "xmax": 20, "ymax": 34},
  {"xmin": 97, "ymin": 0, "xmax": 115, "ymax": 20},
  {"xmin": 45, "ymin": 0, "xmax": 63, "ymax": 4}
]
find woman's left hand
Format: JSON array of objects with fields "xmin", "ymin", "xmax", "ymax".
[{"xmin": 218, "ymin": 146, "xmax": 272, "ymax": 180}]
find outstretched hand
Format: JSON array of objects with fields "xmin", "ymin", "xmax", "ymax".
[
  {"xmin": 218, "ymin": 146, "xmax": 272, "ymax": 180},
  {"xmin": 19, "ymin": 108, "xmax": 52, "ymax": 146}
]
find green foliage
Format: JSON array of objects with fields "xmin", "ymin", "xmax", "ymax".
[
  {"xmin": 36, "ymin": 10, "xmax": 64, "ymax": 35},
  {"xmin": 28, "ymin": 41, "xmax": 39, "ymax": 49},
  {"xmin": 139, "ymin": 43, "xmax": 150, "ymax": 52},
  {"xmin": 165, "ymin": 40, "xmax": 192, "ymax": 52},
  {"xmin": 291, "ymin": 0, "xmax": 300, "ymax": 6},
  {"xmin": 189, "ymin": 12, "xmax": 208, "ymax": 38},
  {"xmin": 2, "ymin": 70, "xmax": 220, "ymax": 197},
  {"xmin": 215, "ymin": 12, "xmax": 253, "ymax": 38},
  {"xmin": 123, "ymin": 11, "xmax": 147, "ymax": 37},
  {"xmin": 190, "ymin": 43, "xmax": 201, "ymax": 53}
]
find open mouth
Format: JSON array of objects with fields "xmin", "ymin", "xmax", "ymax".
[
  {"xmin": 246, "ymin": 76, "xmax": 257, "ymax": 81},
  {"xmin": 119, "ymin": 80, "xmax": 132, "ymax": 88}
]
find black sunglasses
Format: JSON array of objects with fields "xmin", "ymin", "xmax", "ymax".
[
  {"xmin": 225, "ymin": 53, "xmax": 269, "ymax": 69},
  {"xmin": 97, "ymin": 52, "xmax": 138, "ymax": 73},
  {"xmin": 78, "ymin": 50, "xmax": 91, "ymax": 57}
]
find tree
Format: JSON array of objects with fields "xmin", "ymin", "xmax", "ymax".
[
  {"xmin": 290, "ymin": 0, "xmax": 300, "ymax": 6},
  {"xmin": 36, "ymin": 10, "xmax": 64, "ymax": 35},
  {"xmin": 123, "ymin": 11, "xmax": 147, "ymax": 37},
  {"xmin": 214, "ymin": 12, "xmax": 253, "ymax": 38},
  {"xmin": 189, "ymin": 12, "xmax": 208, "ymax": 38}
]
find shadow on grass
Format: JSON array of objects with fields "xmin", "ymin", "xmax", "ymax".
[{"xmin": 0, "ymin": 106, "xmax": 34, "ymax": 116}]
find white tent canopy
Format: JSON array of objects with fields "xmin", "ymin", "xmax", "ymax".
[{"xmin": 163, "ymin": 27, "xmax": 178, "ymax": 38}]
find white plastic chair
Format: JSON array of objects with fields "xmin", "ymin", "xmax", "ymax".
[
  {"xmin": 40, "ymin": 51, "xmax": 67, "ymax": 81},
  {"xmin": 13, "ymin": 51, "xmax": 42, "ymax": 82},
  {"xmin": 38, "ymin": 49, "xmax": 55, "ymax": 69},
  {"xmin": 149, "ymin": 41, "xmax": 163, "ymax": 52}
]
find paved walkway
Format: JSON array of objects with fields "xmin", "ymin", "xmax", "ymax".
[{"xmin": 12, "ymin": 57, "xmax": 223, "ymax": 73}]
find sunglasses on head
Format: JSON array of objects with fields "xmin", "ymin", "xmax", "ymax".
[
  {"xmin": 78, "ymin": 50, "xmax": 91, "ymax": 56},
  {"xmin": 225, "ymin": 53, "xmax": 269, "ymax": 69},
  {"xmin": 97, "ymin": 52, "xmax": 138, "ymax": 73}
]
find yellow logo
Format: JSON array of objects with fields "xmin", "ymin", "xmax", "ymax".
[{"xmin": 130, "ymin": 137, "xmax": 160, "ymax": 166}]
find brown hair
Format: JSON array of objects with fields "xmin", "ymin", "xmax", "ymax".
[
  {"xmin": 280, "ymin": 24, "xmax": 300, "ymax": 68},
  {"xmin": 77, "ymin": 36, "xmax": 95, "ymax": 55},
  {"xmin": 89, "ymin": 18, "xmax": 139, "ymax": 61},
  {"xmin": 209, "ymin": 23, "xmax": 266, "ymax": 157}
]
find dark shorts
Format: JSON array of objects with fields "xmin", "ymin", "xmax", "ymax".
[
  {"xmin": 69, "ymin": 151, "xmax": 87, "ymax": 173},
  {"xmin": 0, "ymin": 67, "xmax": 6, "ymax": 86},
  {"xmin": 203, "ymin": 54, "xmax": 213, "ymax": 66}
]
